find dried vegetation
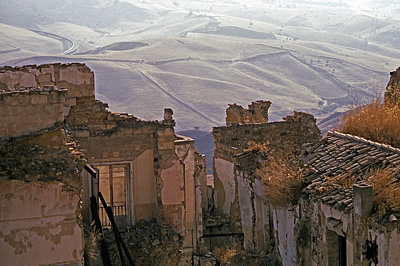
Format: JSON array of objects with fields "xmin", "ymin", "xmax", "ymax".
[
  {"xmin": 212, "ymin": 242, "xmax": 268, "ymax": 266},
  {"xmin": 339, "ymin": 96, "xmax": 400, "ymax": 218},
  {"xmin": 367, "ymin": 169, "xmax": 400, "ymax": 218},
  {"xmin": 254, "ymin": 144, "xmax": 303, "ymax": 207},
  {"xmin": 339, "ymin": 98, "xmax": 400, "ymax": 148},
  {"xmin": 323, "ymin": 168, "xmax": 400, "ymax": 218}
]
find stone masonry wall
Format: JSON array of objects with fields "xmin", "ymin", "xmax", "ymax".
[
  {"xmin": 66, "ymin": 97, "xmax": 178, "ymax": 222},
  {"xmin": 212, "ymin": 106, "xmax": 321, "ymax": 263},
  {"xmin": 214, "ymin": 111, "xmax": 320, "ymax": 158},
  {"xmin": 385, "ymin": 67, "xmax": 400, "ymax": 106},
  {"xmin": 225, "ymin": 100, "xmax": 271, "ymax": 125},
  {"xmin": 0, "ymin": 63, "xmax": 95, "ymax": 139},
  {"xmin": 0, "ymin": 63, "xmax": 94, "ymax": 99},
  {"xmin": 0, "ymin": 88, "xmax": 67, "ymax": 138}
]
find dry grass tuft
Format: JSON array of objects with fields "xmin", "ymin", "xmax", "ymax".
[
  {"xmin": 325, "ymin": 173, "xmax": 358, "ymax": 190},
  {"xmin": 256, "ymin": 147, "xmax": 303, "ymax": 207},
  {"xmin": 247, "ymin": 141, "xmax": 270, "ymax": 154},
  {"xmin": 213, "ymin": 242, "xmax": 243, "ymax": 265},
  {"xmin": 367, "ymin": 169, "xmax": 400, "ymax": 218},
  {"xmin": 339, "ymin": 98, "xmax": 400, "ymax": 147}
]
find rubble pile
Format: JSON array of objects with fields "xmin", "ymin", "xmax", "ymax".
[{"xmin": 104, "ymin": 219, "xmax": 183, "ymax": 266}]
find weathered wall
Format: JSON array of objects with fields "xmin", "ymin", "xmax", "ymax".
[
  {"xmin": 214, "ymin": 158, "xmax": 236, "ymax": 215},
  {"xmin": 0, "ymin": 63, "xmax": 206, "ymax": 266},
  {"xmin": 65, "ymin": 86, "xmax": 178, "ymax": 225},
  {"xmin": 0, "ymin": 63, "xmax": 94, "ymax": 138},
  {"xmin": 297, "ymin": 196, "xmax": 400, "ymax": 266},
  {"xmin": 225, "ymin": 100, "xmax": 271, "ymax": 125},
  {"xmin": 196, "ymin": 152, "xmax": 209, "ymax": 215},
  {"xmin": 214, "ymin": 111, "xmax": 321, "ymax": 153},
  {"xmin": 273, "ymin": 208, "xmax": 296, "ymax": 266},
  {"xmin": 236, "ymin": 171, "xmax": 255, "ymax": 250},
  {"xmin": 385, "ymin": 67, "xmax": 400, "ymax": 106},
  {"xmin": 212, "ymin": 105, "xmax": 321, "ymax": 263},
  {"xmin": 0, "ymin": 63, "xmax": 94, "ymax": 99},
  {"xmin": 0, "ymin": 180, "xmax": 83, "ymax": 266},
  {"xmin": 0, "ymin": 89, "xmax": 67, "ymax": 138},
  {"xmin": 0, "ymin": 125, "xmax": 85, "ymax": 266},
  {"xmin": 134, "ymin": 149, "xmax": 157, "ymax": 221}
]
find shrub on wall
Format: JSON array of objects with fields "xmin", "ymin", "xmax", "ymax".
[{"xmin": 255, "ymin": 145, "xmax": 303, "ymax": 207}]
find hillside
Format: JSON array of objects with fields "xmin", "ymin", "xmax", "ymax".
[{"xmin": 0, "ymin": 0, "xmax": 399, "ymax": 132}]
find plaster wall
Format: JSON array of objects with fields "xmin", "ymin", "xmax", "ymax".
[
  {"xmin": 273, "ymin": 208, "xmax": 296, "ymax": 266},
  {"xmin": 134, "ymin": 149, "xmax": 157, "ymax": 221},
  {"xmin": 387, "ymin": 229, "xmax": 400, "ymax": 266},
  {"xmin": 237, "ymin": 171, "xmax": 254, "ymax": 250},
  {"xmin": 369, "ymin": 227, "xmax": 400, "ymax": 266},
  {"xmin": 0, "ymin": 180, "xmax": 83, "ymax": 266},
  {"xmin": 161, "ymin": 159, "xmax": 184, "ymax": 234},
  {"xmin": 214, "ymin": 158, "xmax": 235, "ymax": 215}
]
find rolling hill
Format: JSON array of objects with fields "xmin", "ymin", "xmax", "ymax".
[{"xmin": 0, "ymin": 0, "xmax": 399, "ymax": 134}]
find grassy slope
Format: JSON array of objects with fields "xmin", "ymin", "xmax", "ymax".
[{"xmin": 0, "ymin": 0, "xmax": 399, "ymax": 133}]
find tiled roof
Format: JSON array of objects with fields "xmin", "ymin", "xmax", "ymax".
[{"xmin": 303, "ymin": 131, "xmax": 400, "ymax": 214}]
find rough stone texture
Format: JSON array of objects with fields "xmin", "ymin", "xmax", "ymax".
[
  {"xmin": 300, "ymin": 130, "xmax": 400, "ymax": 266},
  {"xmin": 0, "ymin": 63, "xmax": 207, "ymax": 266},
  {"xmin": 104, "ymin": 220, "xmax": 183, "ymax": 266},
  {"xmin": 0, "ymin": 63, "xmax": 94, "ymax": 99},
  {"xmin": 385, "ymin": 67, "xmax": 400, "ymax": 106},
  {"xmin": 303, "ymin": 131, "xmax": 400, "ymax": 216},
  {"xmin": 215, "ymin": 111, "xmax": 320, "ymax": 156},
  {"xmin": 225, "ymin": 100, "xmax": 271, "ymax": 125},
  {"xmin": 0, "ymin": 126, "xmax": 85, "ymax": 265},
  {"xmin": 212, "ymin": 102, "xmax": 321, "ymax": 264},
  {"xmin": 0, "ymin": 88, "xmax": 67, "ymax": 138}
]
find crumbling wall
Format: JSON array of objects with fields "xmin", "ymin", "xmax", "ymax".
[
  {"xmin": 0, "ymin": 63, "xmax": 95, "ymax": 138},
  {"xmin": 0, "ymin": 88, "xmax": 67, "ymax": 138},
  {"xmin": 215, "ymin": 111, "xmax": 320, "ymax": 153},
  {"xmin": 385, "ymin": 67, "xmax": 400, "ymax": 106},
  {"xmin": 64, "ymin": 82, "xmax": 178, "ymax": 224},
  {"xmin": 0, "ymin": 127, "xmax": 85, "ymax": 266},
  {"xmin": 0, "ymin": 180, "xmax": 83, "ymax": 266},
  {"xmin": 196, "ymin": 152, "xmax": 209, "ymax": 215},
  {"xmin": 225, "ymin": 100, "xmax": 271, "ymax": 125},
  {"xmin": 298, "ymin": 196, "xmax": 400, "ymax": 266},
  {"xmin": 212, "ymin": 103, "xmax": 321, "ymax": 262},
  {"xmin": 0, "ymin": 63, "xmax": 205, "ymax": 266},
  {"xmin": 0, "ymin": 63, "xmax": 94, "ymax": 100},
  {"xmin": 161, "ymin": 135, "xmax": 205, "ymax": 262}
]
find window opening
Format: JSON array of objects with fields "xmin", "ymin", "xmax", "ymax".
[{"xmin": 98, "ymin": 164, "xmax": 128, "ymax": 227}]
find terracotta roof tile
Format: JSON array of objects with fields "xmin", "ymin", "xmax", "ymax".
[{"xmin": 303, "ymin": 131, "xmax": 400, "ymax": 213}]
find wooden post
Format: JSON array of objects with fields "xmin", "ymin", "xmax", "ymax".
[
  {"xmin": 99, "ymin": 192, "xmax": 135, "ymax": 266},
  {"xmin": 90, "ymin": 196, "xmax": 112, "ymax": 266}
]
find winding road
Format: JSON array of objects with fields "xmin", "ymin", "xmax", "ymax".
[{"xmin": 29, "ymin": 29, "xmax": 78, "ymax": 55}]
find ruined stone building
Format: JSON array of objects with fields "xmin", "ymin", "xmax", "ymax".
[
  {"xmin": 299, "ymin": 131, "xmax": 400, "ymax": 265},
  {"xmin": 211, "ymin": 69, "xmax": 400, "ymax": 265},
  {"xmin": 1, "ymin": 62, "xmax": 400, "ymax": 266},
  {"xmin": 210, "ymin": 101, "xmax": 321, "ymax": 259},
  {"xmin": 0, "ymin": 63, "xmax": 207, "ymax": 265}
]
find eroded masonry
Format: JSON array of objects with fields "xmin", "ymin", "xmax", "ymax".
[
  {"xmin": 1, "ymin": 63, "xmax": 399, "ymax": 266},
  {"xmin": 210, "ymin": 69, "xmax": 400, "ymax": 265},
  {"xmin": 0, "ymin": 63, "xmax": 210, "ymax": 266}
]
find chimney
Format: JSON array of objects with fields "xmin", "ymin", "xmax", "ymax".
[
  {"xmin": 353, "ymin": 183, "xmax": 373, "ymax": 218},
  {"xmin": 163, "ymin": 108, "xmax": 175, "ymax": 126}
]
